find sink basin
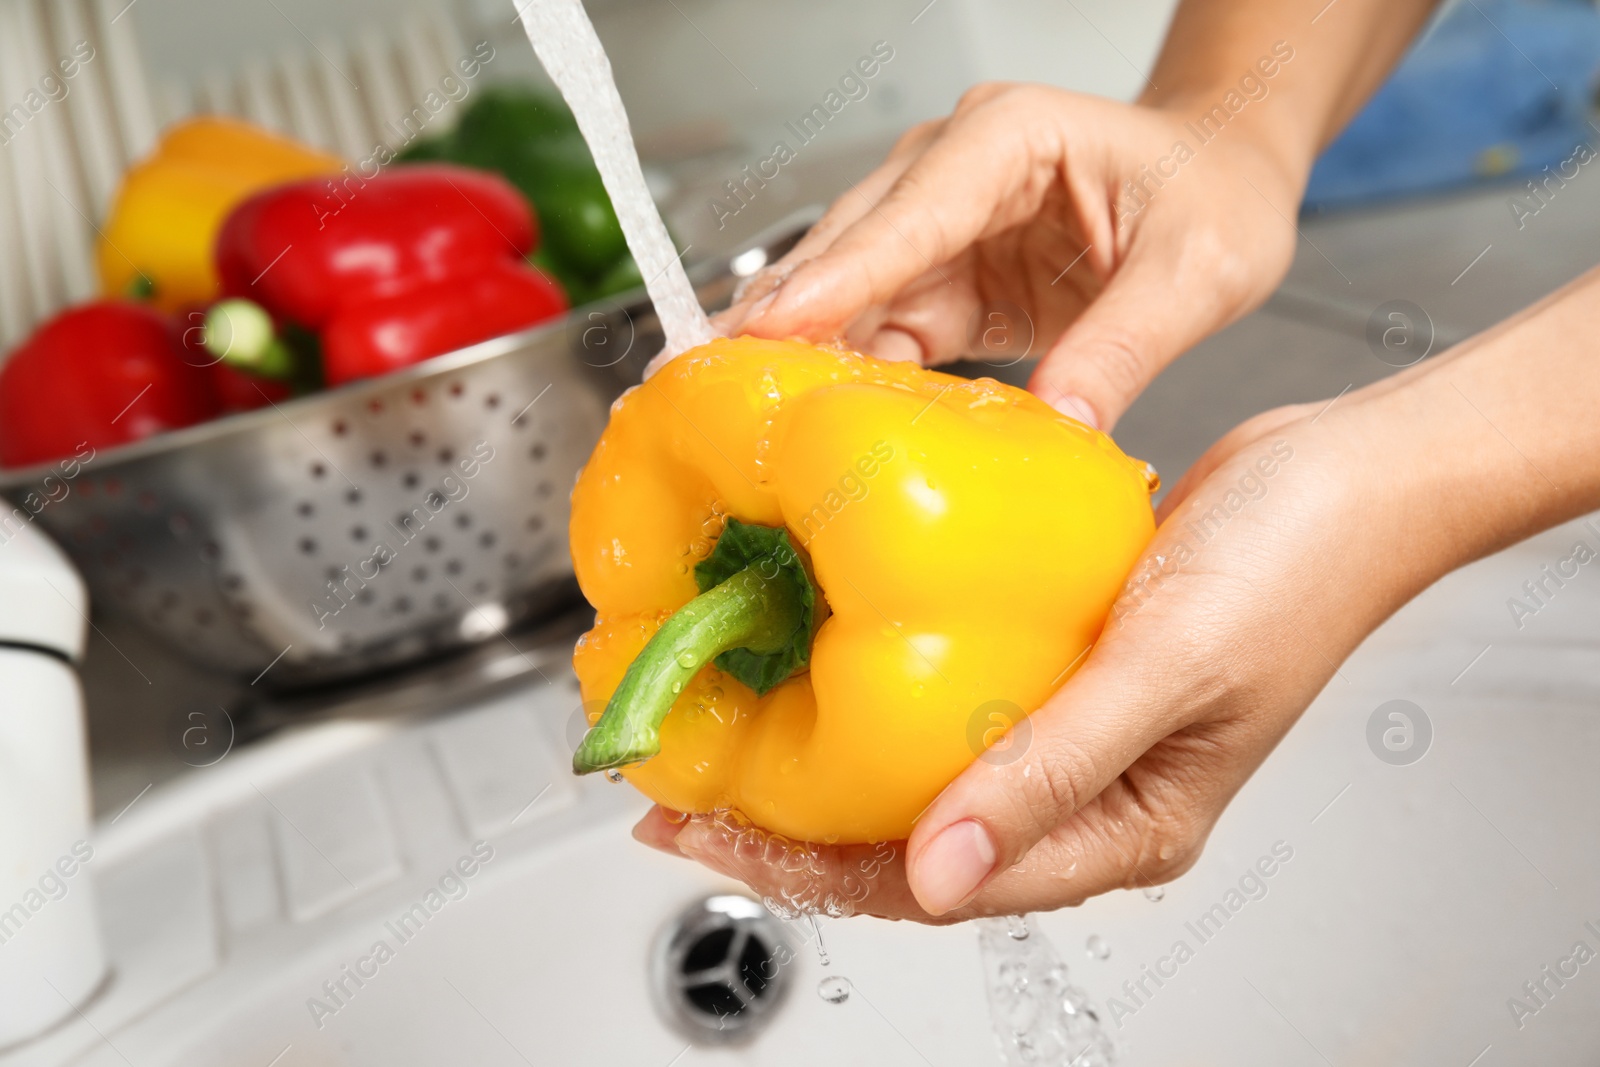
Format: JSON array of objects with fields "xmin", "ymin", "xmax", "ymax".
[{"xmin": 9, "ymin": 523, "xmax": 1600, "ymax": 1066}]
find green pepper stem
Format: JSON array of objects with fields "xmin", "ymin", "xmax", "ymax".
[
  {"xmin": 204, "ymin": 299, "xmax": 297, "ymax": 379},
  {"xmin": 573, "ymin": 563, "xmax": 805, "ymax": 774}
]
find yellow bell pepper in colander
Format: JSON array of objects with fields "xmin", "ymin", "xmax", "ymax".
[
  {"xmin": 98, "ymin": 116, "xmax": 343, "ymax": 312},
  {"xmin": 570, "ymin": 337, "xmax": 1156, "ymax": 844}
]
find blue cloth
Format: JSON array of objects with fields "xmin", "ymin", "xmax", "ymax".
[{"xmin": 1303, "ymin": 0, "xmax": 1600, "ymax": 211}]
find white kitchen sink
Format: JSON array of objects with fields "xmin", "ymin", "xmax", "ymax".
[{"xmin": 6, "ymin": 511, "xmax": 1600, "ymax": 1066}]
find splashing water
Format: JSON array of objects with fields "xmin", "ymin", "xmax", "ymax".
[
  {"xmin": 979, "ymin": 917, "xmax": 1116, "ymax": 1066},
  {"xmin": 679, "ymin": 808, "xmax": 896, "ymax": 920},
  {"xmin": 818, "ymin": 975, "xmax": 852, "ymax": 1004},
  {"xmin": 1086, "ymin": 934, "xmax": 1110, "ymax": 960},
  {"xmin": 512, "ymin": 0, "xmax": 715, "ymax": 357},
  {"xmin": 809, "ymin": 913, "xmax": 831, "ymax": 966}
]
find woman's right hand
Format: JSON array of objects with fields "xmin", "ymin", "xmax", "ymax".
[{"xmin": 715, "ymin": 83, "xmax": 1310, "ymax": 430}]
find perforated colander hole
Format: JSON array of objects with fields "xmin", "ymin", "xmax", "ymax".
[
  {"xmin": 448, "ymin": 382, "xmax": 464, "ymax": 398},
  {"xmin": 471, "ymin": 579, "xmax": 489, "ymax": 595},
  {"xmin": 346, "ymin": 489, "xmax": 362, "ymax": 505},
  {"xmin": 455, "ymin": 513, "xmax": 472, "ymax": 529},
  {"xmin": 503, "ymin": 553, "xmax": 521, "ymax": 570},
  {"xmin": 332, "ymin": 420, "xmax": 348, "ymax": 436},
  {"xmin": 297, "ymin": 502, "xmax": 315, "ymax": 517},
  {"xmin": 445, "ymin": 560, "xmax": 462, "ymax": 576},
  {"xmin": 393, "ymin": 597, "xmax": 412, "ymax": 614},
  {"xmin": 478, "ymin": 531, "xmax": 496, "ymax": 548},
  {"xmin": 484, "ymin": 393, "xmax": 500, "ymax": 410},
  {"xmin": 351, "ymin": 526, "xmax": 368, "ymax": 542},
  {"xmin": 368, "ymin": 398, "xmax": 384, "ymax": 414},
  {"xmin": 299, "ymin": 538, "xmax": 317, "ymax": 555},
  {"xmin": 310, "ymin": 463, "xmax": 326, "ymax": 479},
  {"xmin": 437, "ymin": 447, "xmax": 454, "ymax": 464},
  {"xmin": 424, "ymin": 537, "xmax": 441, "ymax": 554},
  {"xmin": 524, "ymin": 516, "xmax": 545, "ymax": 533},
  {"xmin": 409, "ymin": 430, "xmax": 426, "ymax": 447},
  {"xmin": 412, "ymin": 566, "xmax": 428, "ymax": 582},
  {"xmin": 536, "ymin": 481, "xmax": 553, "ymax": 499},
  {"xmin": 529, "ymin": 443, "xmax": 547, "ymax": 461},
  {"xmin": 402, "ymin": 472, "xmax": 420, "ymax": 489},
  {"xmin": 432, "ymin": 592, "xmax": 449, "ymax": 611},
  {"xmin": 356, "ymin": 589, "xmax": 375, "ymax": 605},
  {"xmin": 371, "ymin": 451, "xmax": 388, "ymax": 469}
]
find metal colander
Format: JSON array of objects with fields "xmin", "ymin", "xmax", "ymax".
[{"xmin": 0, "ymin": 217, "xmax": 811, "ymax": 689}]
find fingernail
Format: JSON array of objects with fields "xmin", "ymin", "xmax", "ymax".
[
  {"xmin": 912, "ymin": 819, "xmax": 997, "ymax": 915},
  {"xmin": 1049, "ymin": 393, "xmax": 1100, "ymax": 430}
]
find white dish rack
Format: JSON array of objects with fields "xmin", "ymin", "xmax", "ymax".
[{"xmin": 0, "ymin": 0, "xmax": 481, "ymax": 347}]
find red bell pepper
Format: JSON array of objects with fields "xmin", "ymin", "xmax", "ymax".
[
  {"xmin": 0, "ymin": 301, "xmax": 220, "ymax": 468},
  {"xmin": 214, "ymin": 164, "xmax": 567, "ymax": 386}
]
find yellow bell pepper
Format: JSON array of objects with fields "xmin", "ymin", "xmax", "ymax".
[
  {"xmin": 570, "ymin": 337, "xmax": 1157, "ymax": 843},
  {"xmin": 98, "ymin": 117, "xmax": 343, "ymax": 312}
]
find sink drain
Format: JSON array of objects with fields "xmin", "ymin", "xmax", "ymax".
[{"xmin": 651, "ymin": 894, "xmax": 793, "ymax": 1044}]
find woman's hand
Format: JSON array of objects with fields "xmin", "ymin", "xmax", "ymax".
[
  {"xmin": 636, "ymin": 367, "xmax": 1484, "ymax": 921},
  {"xmin": 639, "ymin": 252, "xmax": 1600, "ymax": 919},
  {"xmin": 635, "ymin": 389, "xmax": 1412, "ymax": 919},
  {"xmin": 714, "ymin": 84, "xmax": 1307, "ymax": 430}
]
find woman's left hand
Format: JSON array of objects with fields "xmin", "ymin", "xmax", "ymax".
[{"xmin": 634, "ymin": 390, "xmax": 1406, "ymax": 919}]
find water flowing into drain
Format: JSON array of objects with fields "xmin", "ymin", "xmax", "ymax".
[
  {"xmin": 512, "ymin": 0, "xmax": 715, "ymax": 358},
  {"xmin": 980, "ymin": 917, "xmax": 1116, "ymax": 1066}
]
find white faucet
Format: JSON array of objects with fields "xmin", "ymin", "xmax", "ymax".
[{"xmin": 0, "ymin": 506, "xmax": 106, "ymax": 1048}]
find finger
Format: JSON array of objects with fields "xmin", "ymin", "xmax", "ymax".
[
  {"xmin": 1025, "ymin": 225, "xmax": 1226, "ymax": 430},
  {"xmin": 633, "ymin": 805, "xmax": 690, "ymax": 857},
  {"xmin": 848, "ymin": 262, "xmax": 983, "ymax": 365},
  {"xmin": 739, "ymin": 102, "xmax": 1054, "ymax": 342},
  {"xmin": 716, "ymin": 121, "xmax": 944, "ymax": 335},
  {"xmin": 957, "ymin": 719, "xmax": 1258, "ymax": 915},
  {"xmin": 903, "ymin": 655, "xmax": 1184, "ymax": 917},
  {"xmin": 858, "ymin": 325, "xmax": 924, "ymax": 364}
]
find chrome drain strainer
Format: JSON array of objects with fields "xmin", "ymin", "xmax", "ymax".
[{"xmin": 651, "ymin": 894, "xmax": 793, "ymax": 1044}]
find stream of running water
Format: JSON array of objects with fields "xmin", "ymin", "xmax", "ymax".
[
  {"xmin": 512, "ymin": 0, "xmax": 715, "ymax": 358},
  {"xmin": 519, "ymin": 4, "xmax": 1115, "ymax": 1060}
]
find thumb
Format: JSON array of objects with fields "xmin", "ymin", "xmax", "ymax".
[
  {"xmin": 1026, "ymin": 233, "xmax": 1232, "ymax": 431},
  {"xmin": 905, "ymin": 660, "xmax": 1179, "ymax": 916}
]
